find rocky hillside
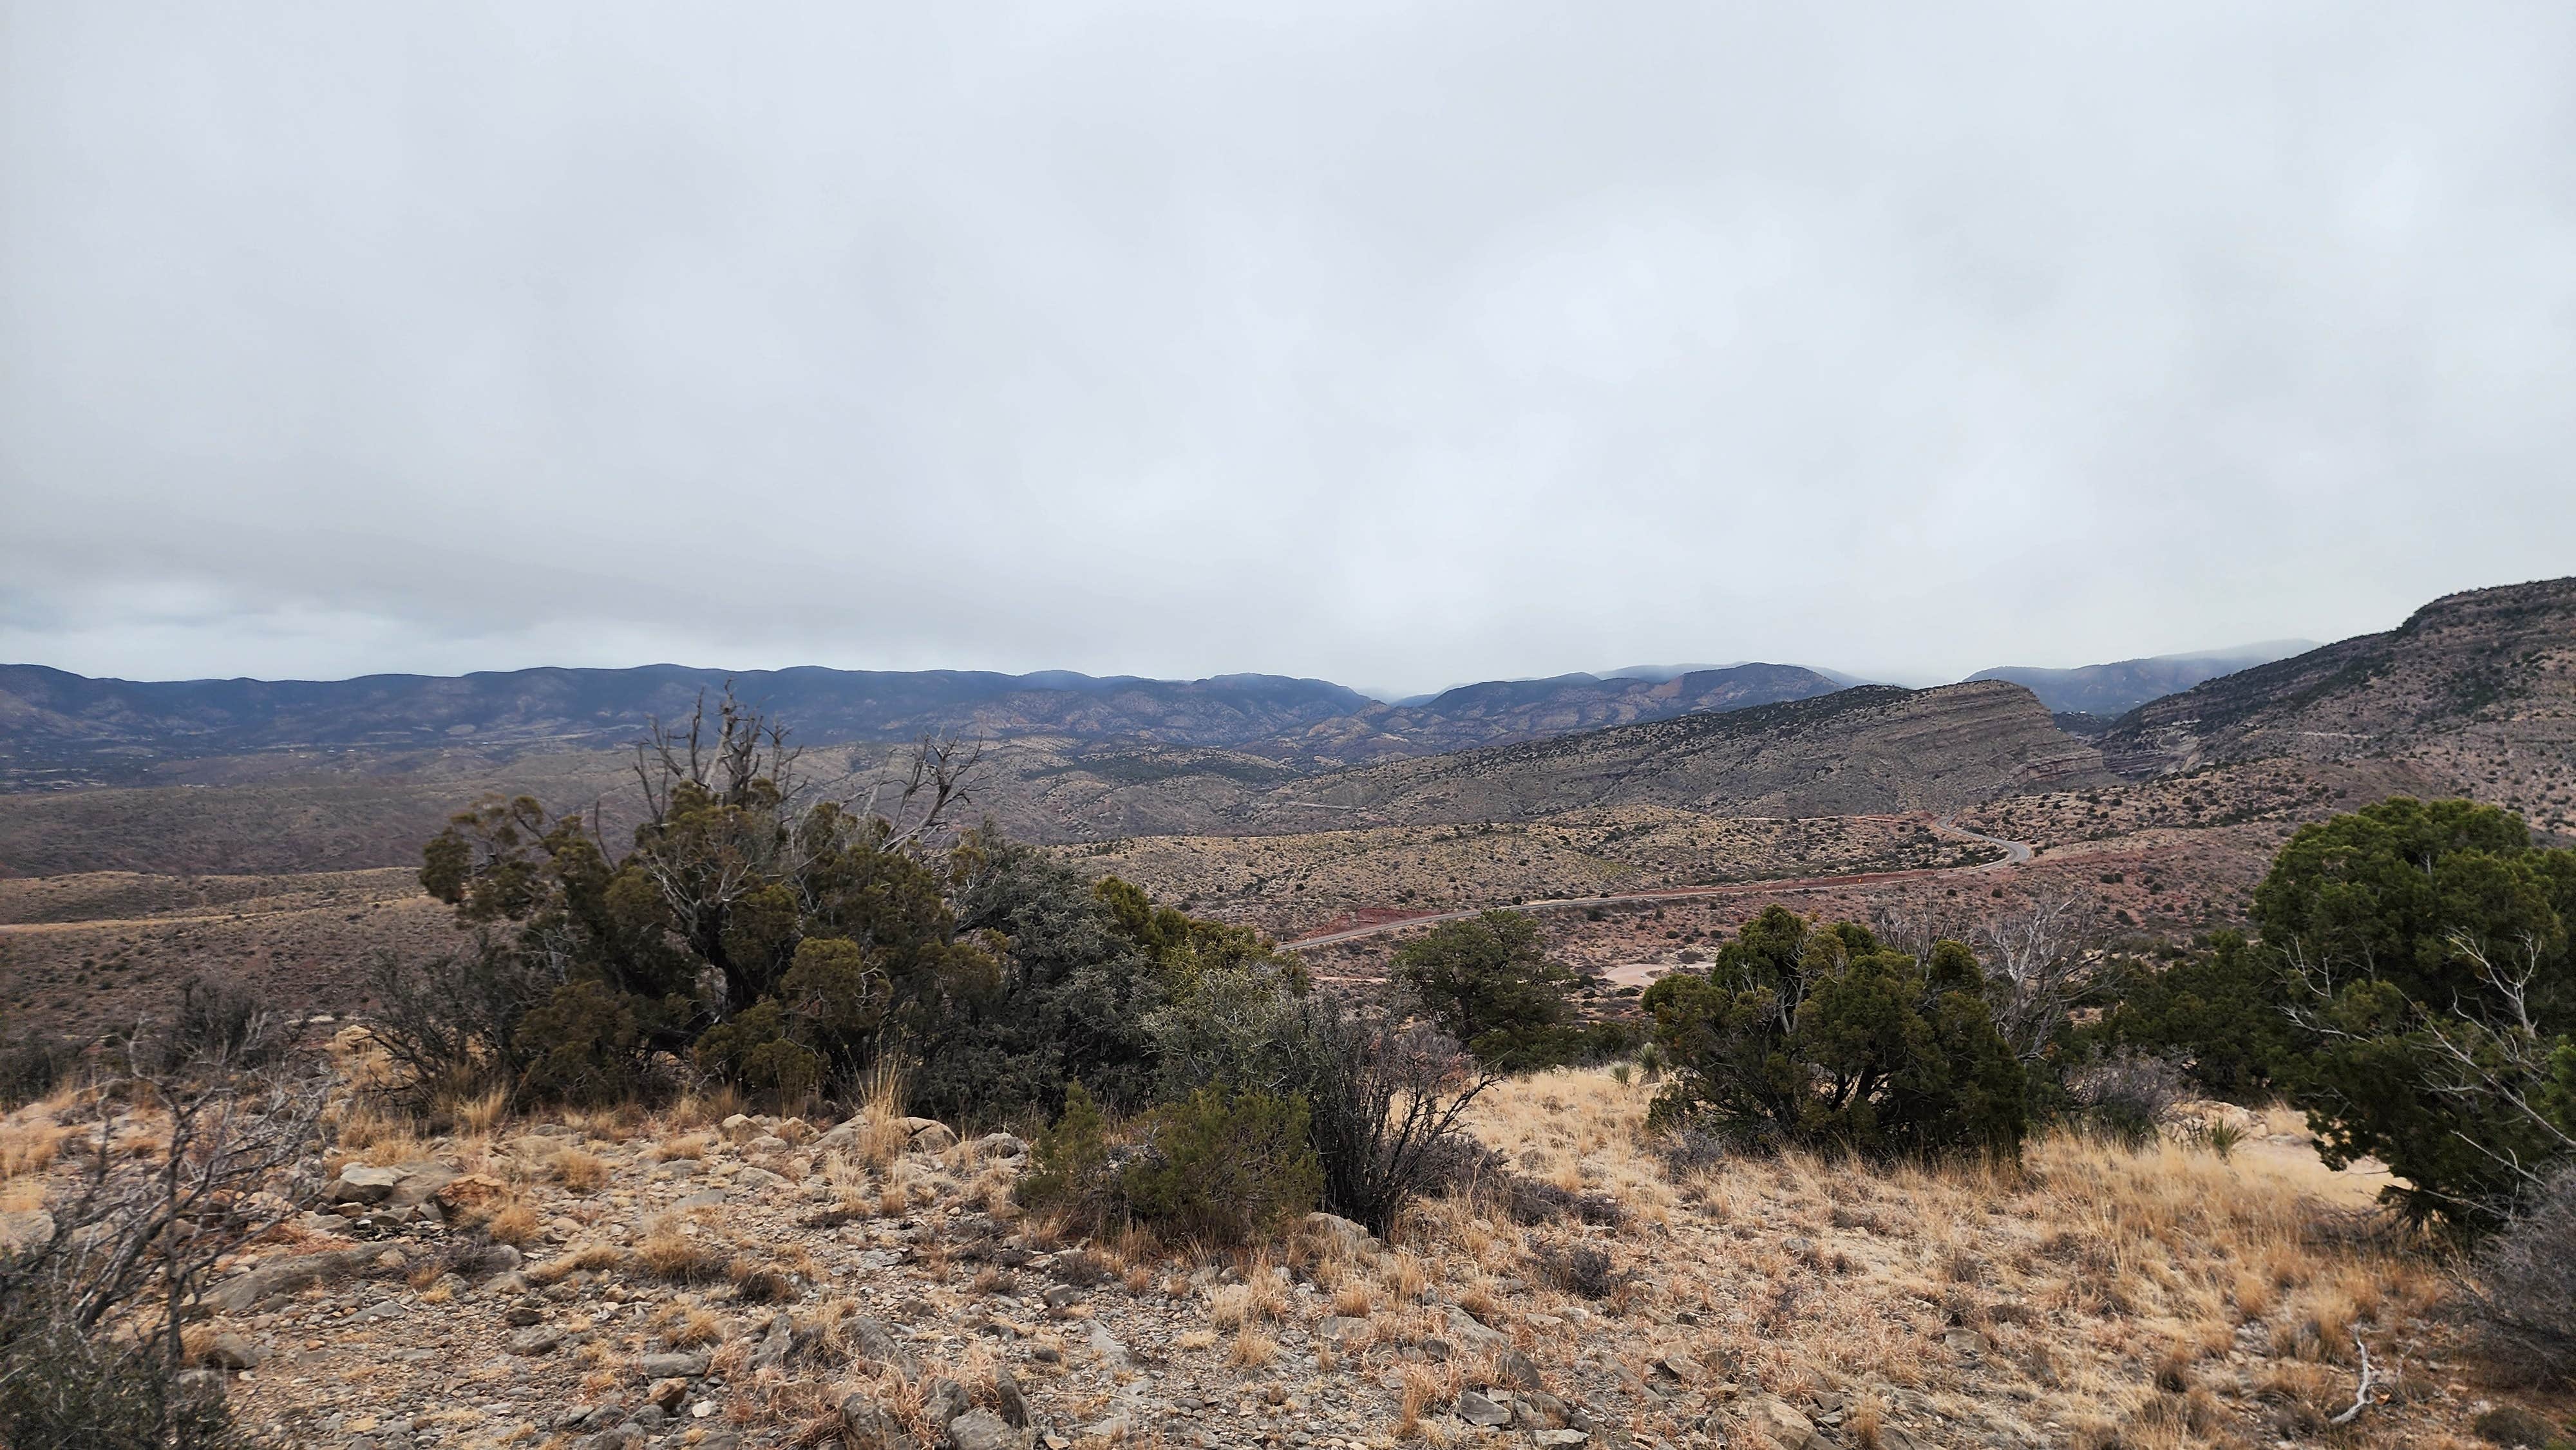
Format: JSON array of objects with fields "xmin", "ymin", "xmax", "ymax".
[
  {"xmin": 1, "ymin": 1068, "xmax": 2506, "ymax": 1450},
  {"xmin": 1244, "ymin": 681, "xmax": 2114, "ymax": 830},
  {"xmin": 2097, "ymin": 578, "xmax": 2576, "ymax": 798}
]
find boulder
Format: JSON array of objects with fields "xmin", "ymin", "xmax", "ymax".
[
  {"xmin": 385, "ymin": 1164, "xmax": 457, "ymax": 1209},
  {"xmin": 1494, "ymin": 1348, "xmax": 1546, "ymax": 1389},
  {"xmin": 0, "ymin": 1210, "xmax": 54, "ymax": 1255},
  {"xmin": 993, "ymin": 1367, "xmax": 1029, "ymax": 1428},
  {"xmin": 1443, "ymin": 1303, "xmax": 1506, "ymax": 1349},
  {"xmin": 204, "ymin": 1249, "xmax": 368, "ymax": 1314},
  {"xmin": 841, "ymin": 1397, "xmax": 920, "ymax": 1450},
  {"xmin": 1742, "ymin": 1395, "xmax": 1822, "ymax": 1450},
  {"xmin": 947, "ymin": 1408, "xmax": 1018, "ymax": 1450},
  {"xmin": 719, "ymin": 1114, "xmax": 759, "ymax": 1142},
  {"xmin": 1302, "ymin": 1211, "xmax": 1379, "ymax": 1252},
  {"xmin": 905, "ymin": 1120, "xmax": 959, "ymax": 1154},
  {"xmin": 199, "ymin": 1332, "xmax": 263, "ymax": 1371},
  {"xmin": 920, "ymin": 1378, "xmax": 971, "ymax": 1433},
  {"xmin": 507, "ymin": 1326, "xmax": 565, "ymax": 1357},
  {"xmin": 328, "ymin": 1165, "xmax": 404, "ymax": 1205},
  {"xmin": 634, "ymin": 1351, "xmax": 709, "ymax": 1379},
  {"xmin": 1457, "ymin": 1391, "xmax": 1512, "ymax": 1428},
  {"xmin": 975, "ymin": 1133, "xmax": 1030, "ymax": 1159}
]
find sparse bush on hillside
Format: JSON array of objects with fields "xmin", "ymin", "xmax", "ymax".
[
  {"xmin": 1390, "ymin": 911, "xmax": 1585, "ymax": 1070},
  {"xmin": 0, "ymin": 1019, "xmax": 321, "ymax": 1449},
  {"xmin": 1641, "ymin": 907, "xmax": 2025, "ymax": 1157},
  {"xmin": 2253, "ymin": 798, "xmax": 2576, "ymax": 1234},
  {"xmin": 2062, "ymin": 1050, "xmax": 2189, "ymax": 1147},
  {"xmin": 388, "ymin": 692, "xmax": 1306, "ymax": 1124},
  {"xmin": 1018, "ymin": 1081, "xmax": 1324, "ymax": 1246},
  {"xmin": 1293, "ymin": 997, "xmax": 1497, "ymax": 1234},
  {"xmin": 0, "ymin": 1012, "xmax": 79, "ymax": 1111},
  {"xmin": 1118, "ymin": 1088, "xmax": 1323, "ymax": 1245},
  {"xmin": 2083, "ymin": 931, "xmax": 2287, "ymax": 1102}
]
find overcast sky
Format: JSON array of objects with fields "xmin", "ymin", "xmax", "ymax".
[{"xmin": 5, "ymin": 3, "xmax": 2572, "ymax": 695}]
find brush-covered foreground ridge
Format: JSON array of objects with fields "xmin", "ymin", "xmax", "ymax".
[{"xmin": 3, "ymin": 1057, "xmax": 2543, "ymax": 1450}]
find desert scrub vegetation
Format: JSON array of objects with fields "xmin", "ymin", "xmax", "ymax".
[
  {"xmin": 0, "ymin": 991, "xmax": 323, "ymax": 1448},
  {"xmin": 372, "ymin": 691, "xmax": 1313, "ymax": 1128},
  {"xmin": 2088, "ymin": 798, "xmax": 2576, "ymax": 1239},
  {"xmin": 1640, "ymin": 906, "xmax": 2027, "ymax": 1156}
]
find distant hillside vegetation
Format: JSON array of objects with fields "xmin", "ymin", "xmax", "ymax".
[
  {"xmin": 1969, "ymin": 641, "xmax": 2313, "ymax": 717},
  {"xmin": 1247, "ymin": 679, "xmax": 2113, "ymax": 829}
]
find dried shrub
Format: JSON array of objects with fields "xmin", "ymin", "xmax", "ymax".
[
  {"xmin": 1539, "ymin": 1245, "xmax": 1625, "ymax": 1300},
  {"xmin": 2065, "ymin": 1051, "xmax": 2189, "ymax": 1148},
  {"xmin": 2463, "ymin": 1165, "xmax": 2576, "ymax": 1384}
]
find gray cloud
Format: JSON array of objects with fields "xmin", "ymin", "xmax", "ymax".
[{"xmin": 5, "ymin": 1, "xmax": 2573, "ymax": 694}]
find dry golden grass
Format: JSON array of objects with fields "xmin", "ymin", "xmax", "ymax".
[
  {"xmin": 1430, "ymin": 1068, "xmax": 2465, "ymax": 1449},
  {"xmin": 549, "ymin": 1147, "xmax": 608, "ymax": 1192},
  {"xmin": 484, "ymin": 1200, "xmax": 540, "ymax": 1247},
  {"xmin": 636, "ymin": 1223, "xmax": 731, "ymax": 1283}
]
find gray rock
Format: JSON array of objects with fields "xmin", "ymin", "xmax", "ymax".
[
  {"xmin": 1086, "ymin": 1322, "xmax": 1132, "ymax": 1369},
  {"xmin": 748, "ymin": 1313, "xmax": 793, "ymax": 1371},
  {"xmin": 329, "ymin": 1165, "xmax": 404, "ymax": 1204},
  {"xmin": 907, "ymin": 1122, "xmax": 959, "ymax": 1154},
  {"xmin": 1495, "ymin": 1349, "xmax": 1546, "ymax": 1389},
  {"xmin": 1742, "ymin": 1395, "xmax": 1821, "ymax": 1450},
  {"xmin": 1456, "ymin": 1391, "xmax": 1511, "ymax": 1428},
  {"xmin": 200, "ymin": 1331, "xmax": 262, "ymax": 1370},
  {"xmin": 634, "ymin": 1351, "xmax": 709, "ymax": 1379},
  {"xmin": 507, "ymin": 1326, "xmax": 565, "ymax": 1356},
  {"xmin": 975, "ymin": 1133, "xmax": 1030, "ymax": 1159},
  {"xmin": 348, "ymin": 1300, "xmax": 406, "ymax": 1324},
  {"xmin": 921, "ymin": 1377, "xmax": 970, "ymax": 1429},
  {"xmin": 947, "ymin": 1408, "xmax": 1018, "ymax": 1450},
  {"xmin": 994, "ymin": 1367, "xmax": 1029, "ymax": 1427},
  {"xmin": 817, "ymin": 1122, "xmax": 863, "ymax": 1153},
  {"xmin": 386, "ymin": 1165, "xmax": 457, "ymax": 1209},
  {"xmin": 842, "ymin": 1395, "xmax": 922, "ymax": 1450},
  {"xmin": 0, "ymin": 1210, "xmax": 55, "ymax": 1255},
  {"xmin": 1513, "ymin": 1392, "xmax": 1571, "ymax": 1431},
  {"xmin": 734, "ymin": 1166, "xmax": 789, "ymax": 1192},
  {"xmin": 851, "ymin": 1315, "xmax": 918, "ymax": 1376},
  {"xmin": 1081, "ymin": 1417, "xmax": 1130, "ymax": 1443},
  {"xmin": 204, "ymin": 1249, "xmax": 368, "ymax": 1314},
  {"xmin": 673, "ymin": 1190, "xmax": 728, "ymax": 1210},
  {"xmin": 1302, "ymin": 1212, "xmax": 1378, "ymax": 1252},
  {"xmin": 1443, "ymin": 1304, "xmax": 1506, "ymax": 1349},
  {"xmin": 1653, "ymin": 1352, "xmax": 1703, "ymax": 1384},
  {"xmin": 1532, "ymin": 1432, "xmax": 1589, "ymax": 1447}
]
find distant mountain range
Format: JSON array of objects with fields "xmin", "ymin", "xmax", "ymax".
[
  {"xmin": 1968, "ymin": 641, "xmax": 2316, "ymax": 718},
  {"xmin": 0, "ymin": 659, "xmax": 1848, "ymax": 787}
]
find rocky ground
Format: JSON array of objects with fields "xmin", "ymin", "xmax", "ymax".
[{"xmin": 3, "ymin": 1064, "xmax": 2549, "ymax": 1450}]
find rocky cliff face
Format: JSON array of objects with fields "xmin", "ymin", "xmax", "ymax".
[{"xmin": 1247, "ymin": 680, "xmax": 2114, "ymax": 828}]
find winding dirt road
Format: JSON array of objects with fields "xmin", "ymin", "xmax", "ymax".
[{"xmin": 1280, "ymin": 813, "xmax": 2033, "ymax": 952}]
